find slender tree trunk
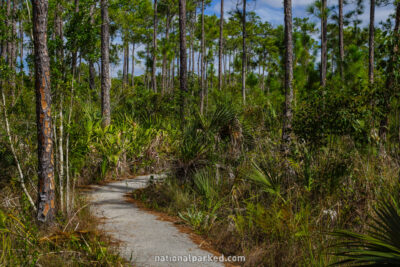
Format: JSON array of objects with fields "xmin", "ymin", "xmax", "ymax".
[
  {"xmin": 379, "ymin": 2, "xmax": 400, "ymax": 151},
  {"xmin": 282, "ymin": 0, "xmax": 294, "ymax": 156},
  {"xmin": 54, "ymin": 0, "xmax": 64, "ymax": 213},
  {"xmin": 178, "ymin": 0, "xmax": 188, "ymax": 120},
  {"xmin": 58, "ymin": 102, "xmax": 64, "ymax": 212},
  {"xmin": 126, "ymin": 43, "xmax": 129, "ymax": 84},
  {"xmin": 20, "ymin": 19, "xmax": 24, "ymax": 73},
  {"xmin": 152, "ymin": 0, "xmax": 158, "ymax": 92},
  {"xmin": 146, "ymin": 43, "xmax": 150, "ymax": 90},
  {"xmin": 162, "ymin": 12, "xmax": 170, "ymax": 94},
  {"xmin": 200, "ymin": 0, "xmax": 205, "ymax": 114},
  {"xmin": 10, "ymin": 0, "xmax": 17, "ymax": 103},
  {"xmin": 0, "ymin": 0, "xmax": 4, "ymax": 61},
  {"xmin": 262, "ymin": 61, "xmax": 265, "ymax": 91},
  {"xmin": 88, "ymin": 4, "xmax": 95, "ymax": 90},
  {"xmin": 218, "ymin": 0, "xmax": 224, "ymax": 91},
  {"xmin": 1, "ymin": 86, "xmax": 36, "ymax": 210},
  {"xmin": 321, "ymin": 0, "xmax": 327, "ymax": 87},
  {"xmin": 338, "ymin": 0, "xmax": 344, "ymax": 78},
  {"xmin": 101, "ymin": 0, "xmax": 111, "ymax": 127},
  {"xmin": 72, "ymin": 0, "xmax": 79, "ymax": 76},
  {"xmin": 242, "ymin": 0, "xmax": 247, "ymax": 103},
  {"xmin": 131, "ymin": 43, "xmax": 135, "ymax": 87},
  {"xmin": 192, "ymin": 9, "xmax": 196, "ymax": 77},
  {"xmin": 123, "ymin": 43, "xmax": 127, "ymax": 85},
  {"xmin": 369, "ymin": 0, "xmax": 375, "ymax": 84},
  {"xmin": 6, "ymin": 0, "xmax": 10, "ymax": 63},
  {"xmin": 32, "ymin": 0, "xmax": 56, "ymax": 223},
  {"xmin": 172, "ymin": 52, "xmax": 175, "ymax": 89}
]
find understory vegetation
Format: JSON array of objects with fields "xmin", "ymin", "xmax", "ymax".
[{"xmin": 133, "ymin": 89, "xmax": 400, "ymax": 266}]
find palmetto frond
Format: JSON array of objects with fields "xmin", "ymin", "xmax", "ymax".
[{"xmin": 331, "ymin": 198, "xmax": 400, "ymax": 266}]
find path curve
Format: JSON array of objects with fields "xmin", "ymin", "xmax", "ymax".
[{"xmin": 89, "ymin": 174, "xmax": 223, "ymax": 267}]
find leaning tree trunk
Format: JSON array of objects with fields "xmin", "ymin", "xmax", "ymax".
[
  {"xmin": 338, "ymin": 0, "xmax": 344, "ymax": 78},
  {"xmin": 242, "ymin": 0, "xmax": 247, "ymax": 103},
  {"xmin": 218, "ymin": 0, "xmax": 224, "ymax": 91},
  {"xmin": 101, "ymin": 0, "xmax": 111, "ymax": 127},
  {"xmin": 32, "ymin": 0, "xmax": 56, "ymax": 224},
  {"xmin": 200, "ymin": 0, "xmax": 205, "ymax": 114},
  {"xmin": 282, "ymin": 0, "xmax": 294, "ymax": 158},
  {"xmin": 369, "ymin": 0, "xmax": 375, "ymax": 84},
  {"xmin": 178, "ymin": 0, "xmax": 188, "ymax": 121},
  {"xmin": 321, "ymin": 0, "xmax": 327, "ymax": 87},
  {"xmin": 152, "ymin": 0, "xmax": 158, "ymax": 92}
]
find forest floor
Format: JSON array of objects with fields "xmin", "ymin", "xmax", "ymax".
[{"xmin": 88, "ymin": 174, "xmax": 224, "ymax": 267}]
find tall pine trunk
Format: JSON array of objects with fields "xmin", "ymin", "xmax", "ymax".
[
  {"xmin": 152, "ymin": 0, "xmax": 158, "ymax": 92},
  {"xmin": 32, "ymin": 0, "xmax": 56, "ymax": 223},
  {"xmin": 178, "ymin": 0, "xmax": 188, "ymax": 120},
  {"xmin": 72, "ymin": 0, "xmax": 79, "ymax": 76},
  {"xmin": 369, "ymin": 0, "xmax": 375, "ymax": 84},
  {"xmin": 242, "ymin": 0, "xmax": 246, "ymax": 103},
  {"xmin": 89, "ymin": 4, "xmax": 95, "ymax": 90},
  {"xmin": 282, "ymin": 0, "xmax": 294, "ymax": 156},
  {"xmin": 338, "ymin": 0, "xmax": 344, "ymax": 78},
  {"xmin": 162, "ymin": 11, "xmax": 170, "ymax": 94},
  {"xmin": 200, "ymin": 0, "xmax": 205, "ymax": 114},
  {"xmin": 131, "ymin": 43, "xmax": 135, "ymax": 87},
  {"xmin": 379, "ymin": 2, "xmax": 400, "ymax": 152},
  {"xmin": 218, "ymin": 0, "xmax": 224, "ymax": 91},
  {"xmin": 321, "ymin": 0, "xmax": 327, "ymax": 87},
  {"xmin": 101, "ymin": 0, "xmax": 111, "ymax": 127}
]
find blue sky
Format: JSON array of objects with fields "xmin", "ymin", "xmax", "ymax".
[{"xmin": 207, "ymin": 0, "xmax": 395, "ymax": 26}]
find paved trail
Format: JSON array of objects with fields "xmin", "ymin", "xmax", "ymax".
[{"xmin": 89, "ymin": 174, "xmax": 223, "ymax": 267}]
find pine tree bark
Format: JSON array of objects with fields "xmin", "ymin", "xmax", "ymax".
[
  {"xmin": 282, "ymin": 0, "xmax": 294, "ymax": 156},
  {"xmin": 101, "ymin": 0, "xmax": 111, "ymax": 127},
  {"xmin": 32, "ymin": 0, "xmax": 56, "ymax": 223},
  {"xmin": 10, "ymin": 0, "xmax": 17, "ymax": 103},
  {"xmin": 338, "ymin": 0, "xmax": 344, "ymax": 78},
  {"xmin": 178, "ymin": 0, "xmax": 188, "ymax": 120},
  {"xmin": 162, "ymin": 11, "xmax": 171, "ymax": 94},
  {"xmin": 152, "ymin": 0, "xmax": 158, "ymax": 92},
  {"xmin": 242, "ymin": 0, "xmax": 246, "ymax": 103},
  {"xmin": 71, "ymin": 0, "xmax": 79, "ymax": 76},
  {"xmin": 19, "ymin": 18, "xmax": 24, "ymax": 73},
  {"xmin": 218, "ymin": 0, "xmax": 224, "ymax": 91},
  {"xmin": 126, "ymin": 43, "xmax": 129, "ymax": 85},
  {"xmin": 369, "ymin": 0, "xmax": 375, "ymax": 84},
  {"xmin": 200, "ymin": 0, "xmax": 205, "ymax": 114},
  {"xmin": 88, "ymin": 3, "xmax": 95, "ymax": 90},
  {"xmin": 321, "ymin": 0, "xmax": 327, "ymax": 87},
  {"xmin": 131, "ymin": 43, "xmax": 135, "ymax": 87},
  {"xmin": 123, "ymin": 43, "xmax": 127, "ymax": 85}
]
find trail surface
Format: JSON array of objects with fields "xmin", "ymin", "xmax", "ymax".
[{"xmin": 89, "ymin": 174, "xmax": 223, "ymax": 267}]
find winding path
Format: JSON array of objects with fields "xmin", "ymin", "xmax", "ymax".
[{"xmin": 89, "ymin": 174, "xmax": 223, "ymax": 267}]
